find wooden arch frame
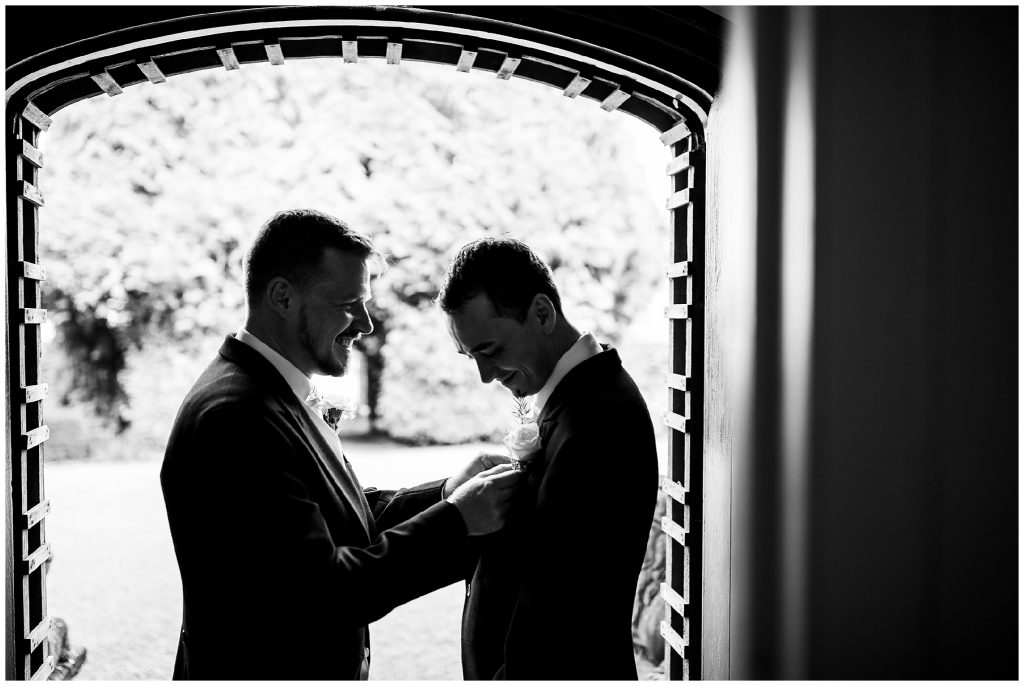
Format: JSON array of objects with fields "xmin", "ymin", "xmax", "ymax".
[{"xmin": 4, "ymin": 6, "xmax": 725, "ymax": 680}]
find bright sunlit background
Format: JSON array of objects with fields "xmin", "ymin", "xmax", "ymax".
[{"xmin": 39, "ymin": 57, "xmax": 671, "ymax": 679}]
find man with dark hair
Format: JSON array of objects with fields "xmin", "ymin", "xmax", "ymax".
[
  {"xmin": 439, "ymin": 237, "xmax": 659, "ymax": 680},
  {"xmin": 161, "ymin": 210, "xmax": 520, "ymax": 680}
]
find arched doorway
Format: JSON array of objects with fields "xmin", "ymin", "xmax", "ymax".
[{"xmin": 5, "ymin": 6, "xmax": 724, "ymax": 680}]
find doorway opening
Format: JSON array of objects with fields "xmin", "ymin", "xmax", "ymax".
[{"xmin": 6, "ymin": 8, "xmax": 717, "ymax": 680}]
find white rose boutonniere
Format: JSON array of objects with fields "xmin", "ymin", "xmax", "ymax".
[
  {"xmin": 503, "ymin": 396, "xmax": 541, "ymax": 471},
  {"xmin": 308, "ymin": 385, "xmax": 357, "ymax": 433}
]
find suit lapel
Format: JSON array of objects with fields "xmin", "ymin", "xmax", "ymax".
[
  {"xmin": 219, "ymin": 335, "xmax": 374, "ymax": 542},
  {"xmin": 292, "ymin": 404, "xmax": 375, "ymax": 541}
]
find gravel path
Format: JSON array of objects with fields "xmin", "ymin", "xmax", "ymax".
[{"xmin": 44, "ymin": 440, "xmax": 498, "ymax": 680}]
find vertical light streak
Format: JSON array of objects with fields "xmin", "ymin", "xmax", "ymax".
[
  {"xmin": 717, "ymin": 5, "xmax": 759, "ymax": 678},
  {"xmin": 779, "ymin": 6, "xmax": 815, "ymax": 680}
]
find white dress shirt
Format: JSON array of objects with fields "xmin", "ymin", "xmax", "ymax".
[
  {"xmin": 234, "ymin": 328, "xmax": 344, "ymax": 453},
  {"xmin": 532, "ymin": 331, "xmax": 603, "ymax": 415}
]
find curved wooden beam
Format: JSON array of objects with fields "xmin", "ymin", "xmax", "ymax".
[{"xmin": 5, "ymin": 6, "xmax": 725, "ymax": 134}]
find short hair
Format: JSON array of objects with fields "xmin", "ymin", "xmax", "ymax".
[
  {"xmin": 438, "ymin": 238, "xmax": 562, "ymax": 322},
  {"xmin": 243, "ymin": 209, "xmax": 381, "ymax": 304}
]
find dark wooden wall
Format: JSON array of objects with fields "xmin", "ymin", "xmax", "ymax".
[
  {"xmin": 707, "ymin": 6, "xmax": 1017, "ymax": 679},
  {"xmin": 810, "ymin": 7, "xmax": 1017, "ymax": 679}
]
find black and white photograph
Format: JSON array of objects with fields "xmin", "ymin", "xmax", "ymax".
[{"xmin": 3, "ymin": 4, "xmax": 1018, "ymax": 682}]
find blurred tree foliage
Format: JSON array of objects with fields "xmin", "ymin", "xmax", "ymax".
[{"xmin": 41, "ymin": 59, "xmax": 667, "ymax": 444}]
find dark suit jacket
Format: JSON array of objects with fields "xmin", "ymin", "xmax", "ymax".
[
  {"xmin": 161, "ymin": 335, "xmax": 469, "ymax": 680},
  {"xmin": 461, "ymin": 346, "xmax": 659, "ymax": 680}
]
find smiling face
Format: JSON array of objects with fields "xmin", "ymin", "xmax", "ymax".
[
  {"xmin": 288, "ymin": 248, "xmax": 373, "ymax": 377},
  {"xmin": 446, "ymin": 293, "xmax": 559, "ymax": 397}
]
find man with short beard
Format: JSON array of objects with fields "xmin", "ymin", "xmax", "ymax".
[{"xmin": 161, "ymin": 209, "xmax": 520, "ymax": 680}]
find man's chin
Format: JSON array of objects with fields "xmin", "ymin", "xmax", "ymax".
[
  {"xmin": 317, "ymin": 357, "xmax": 348, "ymax": 377},
  {"xmin": 501, "ymin": 376, "xmax": 535, "ymax": 397}
]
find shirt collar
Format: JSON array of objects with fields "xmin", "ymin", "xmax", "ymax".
[
  {"xmin": 532, "ymin": 331, "xmax": 603, "ymax": 414},
  {"xmin": 235, "ymin": 327, "xmax": 312, "ymax": 404}
]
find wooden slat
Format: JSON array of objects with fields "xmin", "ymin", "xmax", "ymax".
[
  {"xmin": 386, "ymin": 42, "xmax": 402, "ymax": 65},
  {"xmin": 666, "ymin": 373, "xmax": 688, "ymax": 392},
  {"xmin": 666, "ymin": 188, "xmax": 691, "ymax": 210},
  {"xmin": 661, "ymin": 511, "xmax": 689, "ymax": 544},
  {"xmin": 20, "ymin": 181, "xmax": 44, "ymax": 207},
  {"xmin": 29, "ymin": 656, "xmax": 55, "ymax": 681},
  {"xmin": 24, "ymin": 617, "xmax": 52, "ymax": 653},
  {"xmin": 664, "ymin": 304, "xmax": 689, "ymax": 320},
  {"xmin": 666, "ymin": 261, "xmax": 690, "ymax": 278},
  {"xmin": 600, "ymin": 88, "xmax": 630, "ymax": 112},
  {"xmin": 663, "ymin": 410, "xmax": 687, "ymax": 433},
  {"xmin": 20, "ymin": 308, "xmax": 47, "ymax": 325},
  {"xmin": 20, "ymin": 140, "xmax": 43, "ymax": 168},
  {"xmin": 216, "ymin": 47, "xmax": 240, "ymax": 70},
  {"xmin": 22, "ymin": 102, "xmax": 52, "ymax": 132},
  {"xmin": 90, "ymin": 71, "xmax": 122, "ymax": 96},
  {"xmin": 661, "ymin": 619, "xmax": 689, "ymax": 656},
  {"xmin": 137, "ymin": 59, "xmax": 166, "ymax": 83},
  {"xmin": 22, "ymin": 383, "xmax": 48, "ymax": 403},
  {"xmin": 666, "ymin": 153, "xmax": 690, "ymax": 176},
  {"xmin": 660, "ymin": 476, "xmax": 686, "ymax": 505},
  {"xmin": 661, "ymin": 582, "xmax": 687, "ymax": 617},
  {"xmin": 23, "ymin": 426, "xmax": 49, "ymax": 450},
  {"xmin": 22, "ymin": 499, "xmax": 51, "ymax": 529},
  {"xmin": 23, "ymin": 542, "xmax": 51, "ymax": 574},
  {"xmin": 456, "ymin": 48, "xmax": 477, "ymax": 72},
  {"xmin": 563, "ymin": 74, "xmax": 590, "ymax": 98},
  {"xmin": 21, "ymin": 261, "xmax": 46, "ymax": 281},
  {"xmin": 342, "ymin": 40, "xmax": 358, "ymax": 63},
  {"xmin": 660, "ymin": 120, "xmax": 691, "ymax": 146},
  {"xmin": 496, "ymin": 56, "xmax": 521, "ymax": 80},
  {"xmin": 265, "ymin": 43, "xmax": 285, "ymax": 65}
]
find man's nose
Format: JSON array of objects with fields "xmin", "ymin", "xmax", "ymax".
[
  {"xmin": 354, "ymin": 304, "xmax": 374, "ymax": 336},
  {"xmin": 475, "ymin": 358, "xmax": 497, "ymax": 384}
]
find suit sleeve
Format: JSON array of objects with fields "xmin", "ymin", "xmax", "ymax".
[
  {"xmin": 364, "ymin": 481, "xmax": 481, "ymax": 583},
  {"xmin": 363, "ymin": 479, "xmax": 449, "ymax": 531},
  {"xmin": 167, "ymin": 404, "xmax": 468, "ymax": 627}
]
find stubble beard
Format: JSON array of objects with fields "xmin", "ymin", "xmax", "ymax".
[{"xmin": 298, "ymin": 303, "xmax": 348, "ymax": 377}]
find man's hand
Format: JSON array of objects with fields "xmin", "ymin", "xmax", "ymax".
[
  {"xmin": 442, "ymin": 452, "xmax": 513, "ymax": 498},
  {"xmin": 446, "ymin": 463, "xmax": 522, "ymax": 536}
]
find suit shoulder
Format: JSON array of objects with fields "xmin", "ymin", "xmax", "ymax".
[
  {"xmin": 177, "ymin": 355, "xmax": 279, "ymax": 417},
  {"xmin": 164, "ymin": 356, "xmax": 291, "ymax": 464},
  {"xmin": 561, "ymin": 367, "xmax": 652, "ymax": 429}
]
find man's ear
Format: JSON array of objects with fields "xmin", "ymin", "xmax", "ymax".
[
  {"xmin": 531, "ymin": 294, "xmax": 558, "ymax": 334},
  {"xmin": 266, "ymin": 277, "xmax": 295, "ymax": 319}
]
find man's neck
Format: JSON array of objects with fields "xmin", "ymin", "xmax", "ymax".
[
  {"xmin": 546, "ymin": 321, "xmax": 582, "ymax": 371},
  {"xmin": 552, "ymin": 323, "xmax": 585, "ymax": 360},
  {"xmin": 243, "ymin": 317, "xmax": 309, "ymax": 378}
]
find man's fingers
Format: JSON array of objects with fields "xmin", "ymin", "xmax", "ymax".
[
  {"xmin": 477, "ymin": 463, "xmax": 516, "ymax": 478},
  {"xmin": 479, "ymin": 452, "xmax": 512, "ymax": 467}
]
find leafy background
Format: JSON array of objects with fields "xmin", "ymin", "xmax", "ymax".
[{"xmin": 41, "ymin": 58, "xmax": 671, "ymax": 455}]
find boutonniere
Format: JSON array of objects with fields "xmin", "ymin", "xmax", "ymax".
[
  {"xmin": 308, "ymin": 386, "xmax": 357, "ymax": 432},
  {"xmin": 503, "ymin": 395, "xmax": 541, "ymax": 472}
]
